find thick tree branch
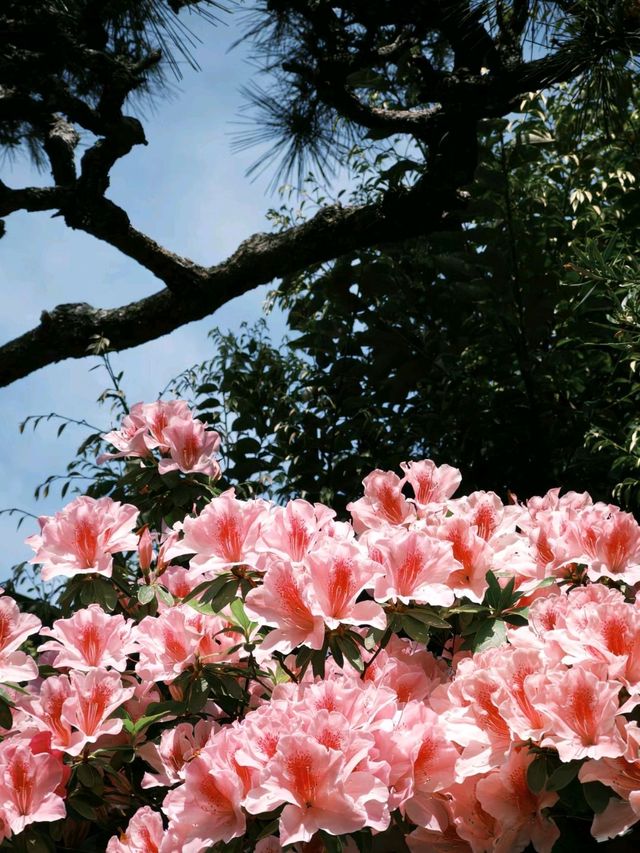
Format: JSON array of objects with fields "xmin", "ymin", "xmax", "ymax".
[
  {"xmin": 0, "ymin": 176, "xmax": 468, "ymax": 387},
  {"xmin": 0, "ymin": 181, "xmax": 66, "ymax": 216}
]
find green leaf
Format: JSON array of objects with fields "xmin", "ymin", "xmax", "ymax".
[
  {"xmin": 484, "ymin": 571, "xmax": 502, "ymax": 610},
  {"xmin": 408, "ymin": 606, "xmax": 452, "ymax": 629},
  {"xmin": 400, "ymin": 615, "xmax": 430, "ymax": 644},
  {"xmin": 68, "ymin": 795, "xmax": 98, "ymax": 821},
  {"xmin": 210, "ymin": 579, "xmax": 241, "ymax": 613},
  {"xmin": 501, "ymin": 612, "xmax": 529, "ymax": 626},
  {"xmin": 0, "ymin": 697, "xmax": 13, "ymax": 729},
  {"xmin": 583, "ymin": 781, "xmax": 614, "ymax": 814},
  {"xmin": 312, "ymin": 647, "xmax": 327, "ymax": 678},
  {"xmin": 447, "ymin": 604, "xmax": 490, "ymax": 615},
  {"xmin": 546, "ymin": 760, "xmax": 582, "ymax": 792},
  {"xmin": 181, "ymin": 576, "xmax": 227, "ymax": 604},
  {"xmin": 337, "ymin": 633, "xmax": 364, "ymax": 672},
  {"xmin": 95, "ymin": 579, "xmax": 118, "ymax": 612},
  {"xmin": 76, "ymin": 763, "xmax": 102, "ymax": 789},
  {"xmin": 137, "ymin": 584, "xmax": 156, "ymax": 605},
  {"xmin": 157, "ymin": 586, "xmax": 175, "ymax": 607},
  {"xmin": 472, "ymin": 618, "xmax": 507, "ymax": 652},
  {"xmin": 526, "ymin": 756, "xmax": 548, "ymax": 794},
  {"xmin": 230, "ymin": 598, "xmax": 254, "ymax": 632},
  {"xmin": 329, "ymin": 636, "xmax": 344, "ymax": 667}
]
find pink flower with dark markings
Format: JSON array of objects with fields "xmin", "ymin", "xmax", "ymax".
[
  {"xmin": 0, "ymin": 739, "xmax": 67, "ymax": 837},
  {"xmin": 140, "ymin": 400, "xmax": 193, "ymax": 452},
  {"xmin": 168, "ymin": 490, "xmax": 267, "ymax": 575},
  {"xmin": 347, "ymin": 469, "xmax": 414, "ymax": 533},
  {"xmin": 140, "ymin": 719, "xmax": 215, "ymax": 789},
  {"xmin": 536, "ymin": 665, "xmax": 627, "ymax": 762},
  {"xmin": 401, "ymin": 460, "xmax": 461, "ymax": 508},
  {"xmin": 258, "ymin": 499, "xmax": 336, "ymax": 562},
  {"xmin": 476, "ymin": 748, "xmax": 560, "ymax": 853},
  {"xmin": 0, "ymin": 596, "xmax": 40, "ymax": 684},
  {"xmin": 438, "ymin": 517, "xmax": 492, "ymax": 603},
  {"xmin": 158, "ymin": 417, "xmax": 221, "ymax": 478},
  {"xmin": 570, "ymin": 506, "xmax": 640, "ymax": 585},
  {"xmin": 162, "ymin": 729, "xmax": 250, "ymax": 851},
  {"xmin": 372, "ymin": 529, "xmax": 455, "ymax": 606},
  {"xmin": 39, "ymin": 605, "xmax": 137, "ymax": 672},
  {"xmin": 244, "ymin": 732, "xmax": 388, "ymax": 846},
  {"xmin": 245, "ymin": 560, "xmax": 325, "ymax": 658},
  {"xmin": 306, "ymin": 541, "xmax": 385, "ymax": 630},
  {"xmin": 61, "ymin": 669, "xmax": 135, "ymax": 756},
  {"xmin": 24, "ymin": 670, "xmax": 135, "ymax": 756},
  {"xmin": 26, "ymin": 495, "xmax": 139, "ymax": 580},
  {"xmin": 97, "ymin": 403, "xmax": 151, "ymax": 463},
  {"xmin": 106, "ymin": 806, "xmax": 165, "ymax": 852}
]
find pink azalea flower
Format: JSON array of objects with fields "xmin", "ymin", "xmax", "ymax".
[
  {"xmin": 26, "ymin": 495, "xmax": 139, "ymax": 580},
  {"xmin": 39, "ymin": 605, "xmax": 137, "ymax": 672},
  {"xmin": 571, "ymin": 507, "xmax": 640, "ymax": 584},
  {"xmin": 169, "ymin": 491, "xmax": 267, "ymax": 575},
  {"xmin": 406, "ymin": 824, "xmax": 472, "ymax": 853},
  {"xmin": 446, "ymin": 778, "xmax": 498, "ymax": 851},
  {"xmin": 0, "ymin": 738, "xmax": 67, "ymax": 837},
  {"xmin": 448, "ymin": 490, "xmax": 522, "ymax": 542},
  {"xmin": 162, "ymin": 730, "xmax": 250, "ymax": 851},
  {"xmin": 245, "ymin": 560, "xmax": 326, "ymax": 658},
  {"xmin": 362, "ymin": 635, "xmax": 450, "ymax": 705},
  {"xmin": 437, "ymin": 654, "xmax": 513, "ymax": 779},
  {"xmin": 134, "ymin": 606, "xmax": 204, "ymax": 683},
  {"xmin": 20, "ymin": 675, "xmax": 75, "ymax": 752},
  {"xmin": 0, "ymin": 738, "xmax": 66, "ymax": 834},
  {"xmin": 59, "ymin": 669, "xmax": 135, "ymax": 756},
  {"xmin": 258, "ymin": 499, "xmax": 336, "ymax": 562},
  {"xmin": 140, "ymin": 720, "xmax": 215, "ymax": 789},
  {"xmin": 524, "ymin": 510, "xmax": 577, "ymax": 579},
  {"xmin": 347, "ymin": 470, "xmax": 414, "ymax": 533},
  {"xmin": 157, "ymin": 417, "xmax": 221, "ymax": 478},
  {"xmin": 140, "ymin": 400, "xmax": 193, "ymax": 452},
  {"xmin": 383, "ymin": 701, "xmax": 458, "ymax": 823},
  {"xmin": 476, "ymin": 748, "xmax": 560, "ymax": 853},
  {"xmin": 306, "ymin": 541, "xmax": 385, "ymax": 630},
  {"xmin": 97, "ymin": 403, "xmax": 151, "ymax": 463},
  {"xmin": 493, "ymin": 648, "xmax": 552, "ymax": 742},
  {"xmin": 0, "ymin": 596, "xmax": 41, "ymax": 683},
  {"xmin": 401, "ymin": 460, "xmax": 461, "ymax": 508},
  {"xmin": 106, "ymin": 806, "xmax": 165, "ymax": 853},
  {"xmin": 526, "ymin": 487, "xmax": 592, "ymax": 516},
  {"xmin": 438, "ymin": 517, "xmax": 492, "ymax": 603},
  {"xmin": 579, "ymin": 725, "xmax": 640, "ymax": 841},
  {"xmin": 244, "ymin": 732, "xmax": 388, "ymax": 845},
  {"xmin": 536, "ymin": 665, "xmax": 627, "ymax": 762},
  {"xmin": 557, "ymin": 600, "xmax": 640, "ymax": 691},
  {"xmin": 372, "ymin": 529, "xmax": 455, "ymax": 606},
  {"xmin": 159, "ymin": 564, "xmax": 201, "ymax": 599}
]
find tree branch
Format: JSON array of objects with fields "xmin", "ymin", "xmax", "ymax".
[{"xmin": 0, "ymin": 175, "xmax": 469, "ymax": 387}]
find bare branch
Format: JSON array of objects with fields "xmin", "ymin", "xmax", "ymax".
[
  {"xmin": 0, "ymin": 177, "xmax": 469, "ymax": 387},
  {"xmin": 0, "ymin": 181, "xmax": 66, "ymax": 216}
]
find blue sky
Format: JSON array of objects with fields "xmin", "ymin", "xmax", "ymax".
[{"xmin": 0, "ymin": 10, "xmax": 291, "ymax": 575}]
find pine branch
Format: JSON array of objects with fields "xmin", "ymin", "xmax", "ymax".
[{"xmin": 0, "ymin": 174, "xmax": 470, "ymax": 387}]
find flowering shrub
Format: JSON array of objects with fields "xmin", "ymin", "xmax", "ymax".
[{"xmin": 3, "ymin": 400, "xmax": 640, "ymax": 850}]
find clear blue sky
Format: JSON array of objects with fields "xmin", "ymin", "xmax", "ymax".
[{"xmin": 0, "ymin": 11, "xmax": 292, "ymax": 575}]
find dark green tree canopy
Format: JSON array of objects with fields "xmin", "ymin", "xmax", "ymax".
[{"xmin": 1, "ymin": 0, "xmax": 639, "ymax": 385}]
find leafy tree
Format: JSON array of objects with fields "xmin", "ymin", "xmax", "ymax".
[
  {"xmin": 165, "ymin": 83, "xmax": 640, "ymax": 510},
  {"xmin": 1, "ymin": 0, "xmax": 639, "ymax": 384}
]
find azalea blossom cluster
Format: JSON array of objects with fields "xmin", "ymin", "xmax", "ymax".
[
  {"xmin": 3, "ymin": 401, "xmax": 640, "ymax": 851},
  {"xmin": 97, "ymin": 399, "xmax": 221, "ymax": 478}
]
